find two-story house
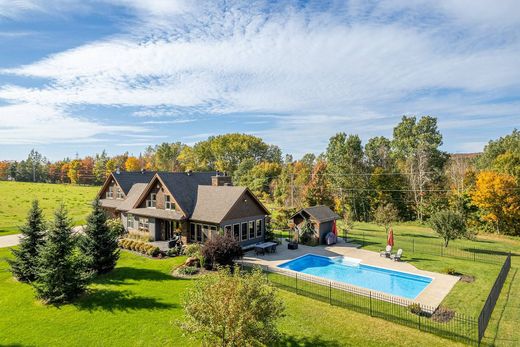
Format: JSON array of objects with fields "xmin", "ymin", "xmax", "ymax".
[{"xmin": 98, "ymin": 170, "xmax": 270, "ymax": 247}]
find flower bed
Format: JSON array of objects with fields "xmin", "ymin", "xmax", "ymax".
[{"xmin": 118, "ymin": 238, "xmax": 160, "ymax": 257}]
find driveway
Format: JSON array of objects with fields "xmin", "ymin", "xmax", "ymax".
[{"xmin": 0, "ymin": 226, "xmax": 85, "ymax": 249}]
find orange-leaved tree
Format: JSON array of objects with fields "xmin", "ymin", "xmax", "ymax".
[
  {"xmin": 471, "ymin": 170, "xmax": 520, "ymax": 234},
  {"xmin": 125, "ymin": 157, "xmax": 141, "ymax": 171}
]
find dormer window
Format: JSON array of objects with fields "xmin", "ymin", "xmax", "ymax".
[
  {"xmin": 106, "ymin": 186, "xmax": 114, "ymax": 199},
  {"xmin": 146, "ymin": 193, "xmax": 157, "ymax": 208},
  {"xmin": 165, "ymin": 195, "xmax": 175, "ymax": 210},
  {"xmin": 116, "ymin": 187, "xmax": 124, "ymax": 199}
]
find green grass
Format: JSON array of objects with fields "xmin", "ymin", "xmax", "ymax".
[
  {"xmin": 0, "ymin": 181, "xmax": 100, "ymax": 235},
  {"xmin": 0, "ymin": 248, "xmax": 467, "ymax": 347}
]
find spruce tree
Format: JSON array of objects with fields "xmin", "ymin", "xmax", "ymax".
[
  {"xmin": 80, "ymin": 198, "xmax": 120, "ymax": 274},
  {"xmin": 9, "ymin": 200, "xmax": 46, "ymax": 282},
  {"xmin": 34, "ymin": 204, "xmax": 91, "ymax": 304}
]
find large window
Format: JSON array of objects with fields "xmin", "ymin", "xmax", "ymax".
[
  {"xmin": 127, "ymin": 214, "xmax": 134, "ymax": 229},
  {"xmin": 241, "ymin": 222, "xmax": 248, "ymax": 241},
  {"xmin": 190, "ymin": 224, "xmax": 196, "ymax": 242},
  {"xmin": 116, "ymin": 187, "xmax": 124, "ymax": 199},
  {"xmin": 165, "ymin": 195, "xmax": 175, "ymax": 210},
  {"xmin": 196, "ymin": 224, "xmax": 202, "ymax": 242},
  {"xmin": 139, "ymin": 218, "xmax": 149, "ymax": 231},
  {"xmin": 106, "ymin": 186, "xmax": 113, "ymax": 199},
  {"xmin": 146, "ymin": 193, "xmax": 157, "ymax": 208},
  {"xmin": 256, "ymin": 219, "xmax": 262, "ymax": 237},
  {"xmin": 224, "ymin": 225, "xmax": 232, "ymax": 237},
  {"xmin": 249, "ymin": 221, "xmax": 255, "ymax": 239},
  {"xmin": 233, "ymin": 224, "xmax": 240, "ymax": 240}
]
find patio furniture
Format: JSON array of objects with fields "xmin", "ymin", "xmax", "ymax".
[
  {"xmin": 380, "ymin": 245, "xmax": 392, "ymax": 258},
  {"xmin": 391, "ymin": 249, "xmax": 403, "ymax": 261},
  {"xmin": 254, "ymin": 242, "xmax": 278, "ymax": 255},
  {"xmin": 287, "ymin": 242, "xmax": 298, "ymax": 250}
]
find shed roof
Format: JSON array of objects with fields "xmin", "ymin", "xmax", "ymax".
[{"xmin": 293, "ymin": 205, "xmax": 340, "ymax": 223}]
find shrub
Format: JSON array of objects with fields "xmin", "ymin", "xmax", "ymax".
[
  {"xmin": 184, "ymin": 243, "xmax": 202, "ymax": 258},
  {"xmin": 408, "ymin": 303, "xmax": 422, "ymax": 315},
  {"xmin": 106, "ymin": 218, "xmax": 125, "ymax": 236},
  {"xmin": 201, "ymin": 233, "xmax": 243, "ymax": 269},
  {"xmin": 167, "ymin": 248, "xmax": 178, "ymax": 257},
  {"xmin": 443, "ymin": 267, "xmax": 459, "ymax": 275},
  {"xmin": 180, "ymin": 266, "xmax": 284, "ymax": 346},
  {"xmin": 432, "ymin": 306, "xmax": 455, "ymax": 322}
]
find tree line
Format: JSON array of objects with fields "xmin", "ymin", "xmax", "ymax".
[{"xmin": 1, "ymin": 118, "xmax": 519, "ymax": 235}]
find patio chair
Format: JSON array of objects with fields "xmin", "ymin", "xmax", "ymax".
[
  {"xmin": 269, "ymin": 243, "xmax": 277, "ymax": 253},
  {"xmin": 391, "ymin": 249, "xmax": 403, "ymax": 261},
  {"xmin": 380, "ymin": 245, "xmax": 392, "ymax": 258}
]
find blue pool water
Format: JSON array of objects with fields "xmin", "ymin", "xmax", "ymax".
[{"xmin": 277, "ymin": 254, "xmax": 432, "ymax": 299}]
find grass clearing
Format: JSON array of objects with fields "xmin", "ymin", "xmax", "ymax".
[{"xmin": 0, "ymin": 181, "xmax": 99, "ymax": 235}]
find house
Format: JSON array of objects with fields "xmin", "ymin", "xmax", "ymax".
[
  {"xmin": 290, "ymin": 205, "xmax": 341, "ymax": 245},
  {"xmin": 98, "ymin": 170, "xmax": 270, "ymax": 247}
]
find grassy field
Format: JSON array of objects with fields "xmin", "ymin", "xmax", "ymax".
[
  {"xmin": 0, "ymin": 181, "xmax": 100, "ymax": 235},
  {"xmin": 0, "ymin": 248, "xmax": 466, "ymax": 347}
]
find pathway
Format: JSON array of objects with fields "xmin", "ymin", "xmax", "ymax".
[{"xmin": 0, "ymin": 226, "xmax": 85, "ymax": 249}]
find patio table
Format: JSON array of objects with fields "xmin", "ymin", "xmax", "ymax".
[{"xmin": 254, "ymin": 242, "xmax": 278, "ymax": 255}]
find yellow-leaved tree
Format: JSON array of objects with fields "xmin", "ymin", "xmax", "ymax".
[
  {"xmin": 124, "ymin": 157, "xmax": 141, "ymax": 171},
  {"xmin": 471, "ymin": 171, "xmax": 520, "ymax": 234}
]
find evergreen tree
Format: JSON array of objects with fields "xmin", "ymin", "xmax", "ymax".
[
  {"xmin": 81, "ymin": 199, "xmax": 120, "ymax": 274},
  {"xmin": 34, "ymin": 204, "xmax": 91, "ymax": 304},
  {"xmin": 8, "ymin": 200, "xmax": 46, "ymax": 282}
]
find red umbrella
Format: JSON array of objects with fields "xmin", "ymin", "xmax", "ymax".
[
  {"xmin": 387, "ymin": 227, "xmax": 394, "ymax": 247},
  {"xmin": 332, "ymin": 220, "xmax": 337, "ymax": 236}
]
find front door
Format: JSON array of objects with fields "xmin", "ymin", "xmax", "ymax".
[{"xmin": 163, "ymin": 220, "xmax": 174, "ymax": 240}]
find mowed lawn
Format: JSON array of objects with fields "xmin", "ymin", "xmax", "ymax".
[
  {"xmin": 0, "ymin": 181, "xmax": 100, "ymax": 235},
  {"xmin": 346, "ymin": 222, "xmax": 520, "ymax": 346}
]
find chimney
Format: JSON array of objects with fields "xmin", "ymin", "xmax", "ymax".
[
  {"xmin": 141, "ymin": 168, "xmax": 145, "ymax": 174},
  {"xmin": 116, "ymin": 167, "xmax": 120, "ymax": 174},
  {"xmin": 212, "ymin": 174, "xmax": 232, "ymax": 186},
  {"xmin": 186, "ymin": 170, "xmax": 192, "ymax": 176}
]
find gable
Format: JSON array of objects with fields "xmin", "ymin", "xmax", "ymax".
[
  {"xmin": 221, "ymin": 190, "xmax": 268, "ymax": 222},
  {"xmin": 98, "ymin": 175, "xmax": 124, "ymax": 199},
  {"xmin": 133, "ymin": 175, "xmax": 185, "ymax": 215}
]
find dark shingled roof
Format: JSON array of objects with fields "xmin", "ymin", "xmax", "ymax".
[
  {"xmin": 293, "ymin": 205, "xmax": 340, "ymax": 223},
  {"xmin": 117, "ymin": 183, "xmax": 148, "ymax": 212},
  {"xmin": 157, "ymin": 172, "xmax": 214, "ymax": 216},
  {"xmin": 112, "ymin": 171, "xmax": 156, "ymax": 194},
  {"xmin": 190, "ymin": 185, "xmax": 248, "ymax": 223}
]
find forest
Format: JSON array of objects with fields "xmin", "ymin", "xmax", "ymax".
[{"xmin": 1, "ymin": 116, "xmax": 519, "ymax": 235}]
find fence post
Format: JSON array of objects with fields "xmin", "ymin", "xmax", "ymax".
[{"xmin": 369, "ymin": 292, "xmax": 373, "ymax": 316}]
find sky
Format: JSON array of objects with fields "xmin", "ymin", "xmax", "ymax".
[{"xmin": 0, "ymin": 0, "xmax": 519, "ymax": 161}]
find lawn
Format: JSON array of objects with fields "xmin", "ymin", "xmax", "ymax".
[
  {"xmin": 0, "ymin": 181, "xmax": 100, "ymax": 235},
  {"xmin": 0, "ymin": 248, "xmax": 466, "ymax": 347}
]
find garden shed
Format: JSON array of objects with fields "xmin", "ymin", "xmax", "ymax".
[{"xmin": 290, "ymin": 205, "xmax": 341, "ymax": 245}]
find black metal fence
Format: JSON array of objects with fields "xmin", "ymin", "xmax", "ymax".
[
  {"xmin": 240, "ymin": 252, "xmax": 512, "ymax": 345},
  {"xmin": 478, "ymin": 253, "xmax": 512, "ymax": 341},
  {"xmin": 345, "ymin": 229, "xmax": 509, "ymax": 264}
]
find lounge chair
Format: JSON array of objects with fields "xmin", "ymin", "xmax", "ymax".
[
  {"xmin": 391, "ymin": 249, "xmax": 403, "ymax": 261},
  {"xmin": 380, "ymin": 245, "xmax": 392, "ymax": 258}
]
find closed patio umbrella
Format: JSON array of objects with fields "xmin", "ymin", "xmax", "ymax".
[
  {"xmin": 332, "ymin": 220, "xmax": 337, "ymax": 236},
  {"xmin": 387, "ymin": 227, "xmax": 394, "ymax": 247}
]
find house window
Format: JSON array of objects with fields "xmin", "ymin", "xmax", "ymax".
[
  {"xmin": 224, "ymin": 225, "xmax": 232, "ymax": 237},
  {"xmin": 165, "ymin": 195, "xmax": 174, "ymax": 210},
  {"xmin": 106, "ymin": 186, "xmax": 113, "ymax": 199},
  {"xmin": 127, "ymin": 214, "xmax": 134, "ymax": 229},
  {"xmin": 196, "ymin": 224, "xmax": 202, "ymax": 242},
  {"xmin": 190, "ymin": 224, "xmax": 196, "ymax": 242},
  {"xmin": 249, "ymin": 221, "xmax": 255, "ymax": 239},
  {"xmin": 146, "ymin": 193, "xmax": 157, "ymax": 208},
  {"xmin": 233, "ymin": 224, "xmax": 240, "ymax": 240},
  {"xmin": 139, "ymin": 218, "xmax": 149, "ymax": 231},
  {"xmin": 256, "ymin": 219, "xmax": 262, "ymax": 237},
  {"xmin": 116, "ymin": 187, "xmax": 124, "ymax": 199},
  {"xmin": 241, "ymin": 222, "xmax": 248, "ymax": 241}
]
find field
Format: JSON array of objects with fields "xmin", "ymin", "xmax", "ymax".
[{"xmin": 0, "ymin": 181, "xmax": 100, "ymax": 235}]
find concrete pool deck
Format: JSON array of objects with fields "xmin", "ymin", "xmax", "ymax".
[{"xmin": 239, "ymin": 238, "xmax": 459, "ymax": 309}]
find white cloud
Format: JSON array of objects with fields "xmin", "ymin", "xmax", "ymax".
[{"xmin": 0, "ymin": 103, "xmax": 144, "ymax": 144}]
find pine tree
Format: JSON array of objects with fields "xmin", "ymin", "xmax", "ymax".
[
  {"xmin": 8, "ymin": 200, "xmax": 46, "ymax": 282},
  {"xmin": 34, "ymin": 204, "xmax": 91, "ymax": 304},
  {"xmin": 80, "ymin": 198, "xmax": 120, "ymax": 274}
]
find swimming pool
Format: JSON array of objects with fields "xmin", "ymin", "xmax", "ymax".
[{"xmin": 277, "ymin": 254, "xmax": 432, "ymax": 299}]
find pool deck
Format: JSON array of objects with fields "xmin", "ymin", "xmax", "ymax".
[{"xmin": 239, "ymin": 238, "xmax": 459, "ymax": 309}]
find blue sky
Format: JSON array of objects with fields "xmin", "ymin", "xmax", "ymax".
[{"xmin": 0, "ymin": 0, "xmax": 519, "ymax": 161}]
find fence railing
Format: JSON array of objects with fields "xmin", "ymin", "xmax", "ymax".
[
  {"xmin": 478, "ymin": 253, "xmax": 511, "ymax": 341},
  {"xmin": 241, "ymin": 252, "xmax": 513, "ymax": 345},
  {"xmin": 344, "ymin": 229, "xmax": 509, "ymax": 264}
]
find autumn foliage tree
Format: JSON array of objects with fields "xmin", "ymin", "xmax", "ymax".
[
  {"xmin": 471, "ymin": 171, "xmax": 520, "ymax": 234},
  {"xmin": 125, "ymin": 156, "xmax": 141, "ymax": 171},
  {"xmin": 303, "ymin": 160, "xmax": 334, "ymax": 208}
]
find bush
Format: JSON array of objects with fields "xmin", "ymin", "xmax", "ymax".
[
  {"xmin": 106, "ymin": 218, "xmax": 125, "ymax": 236},
  {"xmin": 167, "ymin": 248, "xmax": 179, "ymax": 257},
  {"xmin": 408, "ymin": 303, "xmax": 422, "ymax": 315},
  {"xmin": 201, "ymin": 233, "xmax": 243, "ymax": 270},
  {"xmin": 431, "ymin": 306, "xmax": 455, "ymax": 322},
  {"xmin": 184, "ymin": 243, "xmax": 202, "ymax": 257},
  {"xmin": 118, "ymin": 239, "xmax": 161, "ymax": 258},
  {"xmin": 443, "ymin": 267, "xmax": 459, "ymax": 276}
]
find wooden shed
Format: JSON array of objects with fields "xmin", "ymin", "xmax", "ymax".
[{"xmin": 290, "ymin": 205, "xmax": 341, "ymax": 245}]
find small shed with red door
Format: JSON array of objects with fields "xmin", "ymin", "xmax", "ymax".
[{"xmin": 290, "ymin": 205, "xmax": 341, "ymax": 245}]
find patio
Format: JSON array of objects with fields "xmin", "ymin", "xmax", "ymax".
[{"xmin": 239, "ymin": 238, "xmax": 459, "ymax": 309}]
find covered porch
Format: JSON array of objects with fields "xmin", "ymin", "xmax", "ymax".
[{"xmin": 126, "ymin": 208, "xmax": 186, "ymax": 242}]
